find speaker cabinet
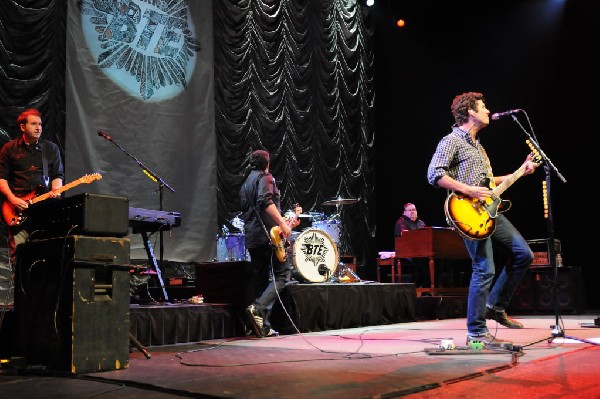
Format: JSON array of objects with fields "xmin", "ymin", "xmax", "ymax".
[
  {"xmin": 15, "ymin": 235, "xmax": 131, "ymax": 374},
  {"xmin": 29, "ymin": 193, "xmax": 129, "ymax": 238},
  {"xmin": 509, "ymin": 266, "xmax": 586, "ymax": 314}
]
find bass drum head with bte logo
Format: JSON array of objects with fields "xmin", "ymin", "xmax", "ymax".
[{"xmin": 292, "ymin": 228, "xmax": 338, "ymax": 283}]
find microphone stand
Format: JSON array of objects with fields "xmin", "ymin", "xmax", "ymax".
[
  {"xmin": 98, "ymin": 132, "xmax": 175, "ymax": 302},
  {"xmin": 504, "ymin": 114, "xmax": 593, "ymax": 347}
]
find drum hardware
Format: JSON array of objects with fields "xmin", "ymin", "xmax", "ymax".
[
  {"xmin": 231, "ymin": 213, "xmax": 245, "ymax": 233},
  {"xmin": 328, "ymin": 261, "xmax": 361, "ymax": 283},
  {"xmin": 320, "ymin": 197, "xmax": 359, "ymax": 257},
  {"xmin": 314, "ymin": 198, "xmax": 360, "ymax": 282},
  {"xmin": 309, "ymin": 211, "xmax": 326, "ymax": 221}
]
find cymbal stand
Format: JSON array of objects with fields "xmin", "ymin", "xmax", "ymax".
[{"xmin": 327, "ymin": 207, "xmax": 360, "ymax": 283}]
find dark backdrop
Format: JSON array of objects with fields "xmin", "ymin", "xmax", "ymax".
[{"xmin": 372, "ymin": 0, "xmax": 597, "ymax": 307}]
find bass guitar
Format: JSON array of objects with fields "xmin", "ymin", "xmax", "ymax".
[
  {"xmin": 1, "ymin": 173, "xmax": 102, "ymax": 226},
  {"xmin": 270, "ymin": 203, "xmax": 302, "ymax": 263},
  {"xmin": 445, "ymin": 156, "xmax": 540, "ymax": 240}
]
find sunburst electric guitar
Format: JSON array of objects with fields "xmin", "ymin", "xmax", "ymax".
[
  {"xmin": 270, "ymin": 203, "xmax": 302, "ymax": 263},
  {"xmin": 445, "ymin": 157, "xmax": 540, "ymax": 240},
  {"xmin": 1, "ymin": 173, "xmax": 102, "ymax": 226}
]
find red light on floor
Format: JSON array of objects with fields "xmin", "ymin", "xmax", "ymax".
[{"xmin": 396, "ymin": 19, "xmax": 406, "ymax": 28}]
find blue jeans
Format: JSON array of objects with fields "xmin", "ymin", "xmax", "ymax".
[{"xmin": 462, "ymin": 214, "xmax": 533, "ymax": 336}]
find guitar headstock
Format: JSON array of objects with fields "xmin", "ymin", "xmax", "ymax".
[
  {"xmin": 525, "ymin": 140, "xmax": 542, "ymax": 164},
  {"xmin": 80, "ymin": 173, "xmax": 103, "ymax": 183}
]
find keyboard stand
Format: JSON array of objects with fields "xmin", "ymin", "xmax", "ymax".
[{"xmin": 141, "ymin": 231, "xmax": 169, "ymax": 302}]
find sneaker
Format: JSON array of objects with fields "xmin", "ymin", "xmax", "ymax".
[
  {"xmin": 246, "ymin": 305, "xmax": 265, "ymax": 338},
  {"xmin": 265, "ymin": 328, "xmax": 279, "ymax": 337},
  {"xmin": 466, "ymin": 333, "xmax": 513, "ymax": 349},
  {"xmin": 485, "ymin": 308, "xmax": 523, "ymax": 329}
]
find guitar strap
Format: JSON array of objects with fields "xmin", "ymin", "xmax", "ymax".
[
  {"xmin": 40, "ymin": 141, "xmax": 49, "ymax": 191},
  {"xmin": 476, "ymin": 142, "xmax": 493, "ymax": 179}
]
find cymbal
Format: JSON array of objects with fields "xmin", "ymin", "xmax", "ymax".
[
  {"xmin": 285, "ymin": 212, "xmax": 313, "ymax": 219},
  {"xmin": 322, "ymin": 197, "xmax": 358, "ymax": 206}
]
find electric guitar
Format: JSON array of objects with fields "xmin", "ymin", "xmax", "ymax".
[
  {"xmin": 445, "ymin": 156, "xmax": 540, "ymax": 240},
  {"xmin": 1, "ymin": 173, "xmax": 102, "ymax": 226},
  {"xmin": 271, "ymin": 203, "xmax": 302, "ymax": 263}
]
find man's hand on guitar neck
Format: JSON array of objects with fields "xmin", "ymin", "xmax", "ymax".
[{"xmin": 47, "ymin": 187, "xmax": 62, "ymax": 199}]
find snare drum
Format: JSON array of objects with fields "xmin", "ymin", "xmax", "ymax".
[
  {"xmin": 216, "ymin": 234, "xmax": 247, "ymax": 261},
  {"xmin": 312, "ymin": 220, "xmax": 341, "ymax": 246},
  {"xmin": 292, "ymin": 228, "xmax": 338, "ymax": 283}
]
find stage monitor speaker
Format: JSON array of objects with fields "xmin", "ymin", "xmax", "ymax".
[
  {"xmin": 509, "ymin": 266, "xmax": 586, "ymax": 314},
  {"xmin": 29, "ymin": 193, "xmax": 129, "ymax": 238},
  {"xmin": 15, "ymin": 235, "xmax": 131, "ymax": 374}
]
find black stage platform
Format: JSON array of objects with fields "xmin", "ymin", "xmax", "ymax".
[
  {"xmin": 2, "ymin": 281, "xmax": 419, "ymax": 360},
  {"xmin": 129, "ymin": 282, "xmax": 417, "ymax": 347}
]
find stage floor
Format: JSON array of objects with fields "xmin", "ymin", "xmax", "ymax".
[{"xmin": 1, "ymin": 314, "xmax": 599, "ymax": 398}]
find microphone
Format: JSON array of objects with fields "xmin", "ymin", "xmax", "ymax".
[
  {"xmin": 491, "ymin": 109, "xmax": 522, "ymax": 120},
  {"xmin": 97, "ymin": 130, "xmax": 113, "ymax": 141},
  {"xmin": 318, "ymin": 264, "xmax": 328, "ymax": 276}
]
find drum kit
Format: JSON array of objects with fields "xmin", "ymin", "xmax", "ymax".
[
  {"xmin": 215, "ymin": 213, "xmax": 249, "ymax": 262},
  {"xmin": 216, "ymin": 197, "xmax": 360, "ymax": 283}
]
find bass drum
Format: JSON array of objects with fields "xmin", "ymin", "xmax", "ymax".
[{"xmin": 292, "ymin": 228, "xmax": 338, "ymax": 283}]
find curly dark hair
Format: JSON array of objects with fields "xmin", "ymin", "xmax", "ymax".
[{"xmin": 451, "ymin": 92, "xmax": 484, "ymax": 125}]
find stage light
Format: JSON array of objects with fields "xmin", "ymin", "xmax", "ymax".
[
  {"xmin": 366, "ymin": 0, "xmax": 374, "ymax": 6},
  {"xmin": 396, "ymin": 19, "xmax": 406, "ymax": 28}
]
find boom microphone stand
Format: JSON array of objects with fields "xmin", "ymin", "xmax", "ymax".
[
  {"xmin": 502, "ymin": 112, "xmax": 592, "ymax": 347},
  {"xmin": 97, "ymin": 131, "xmax": 175, "ymax": 301}
]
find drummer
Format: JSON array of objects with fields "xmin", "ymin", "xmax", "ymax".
[{"xmin": 286, "ymin": 203, "xmax": 310, "ymax": 232}]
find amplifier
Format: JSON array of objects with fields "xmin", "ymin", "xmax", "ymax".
[
  {"xmin": 527, "ymin": 238, "xmax": 561, "ymax": 267},
  {"xmin": 15, "ymin": 235, "xmax": 131, "ymax": 373},
  {"xmin": 29, "ymin": 193, "xmax": 129, "ymax": 238}
]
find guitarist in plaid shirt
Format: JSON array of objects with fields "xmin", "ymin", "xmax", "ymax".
[{"xmin": 427, "ymin": 92, "xmax": 539, "ymax": 349}]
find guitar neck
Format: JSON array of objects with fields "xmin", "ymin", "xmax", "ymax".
[
  {"xmin": 492, "ymin": 164, "xmax": 527, "ymax": 198},
  {"xmin": 29, "ymin": 178, "xmax": 83, "ymax": 205}
]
